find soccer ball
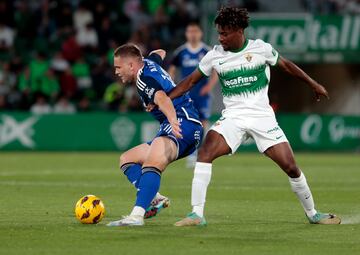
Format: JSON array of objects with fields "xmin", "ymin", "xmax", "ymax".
[{"xmin": 75, "ymin": 195, "xmax": 105, "ymax": 224}]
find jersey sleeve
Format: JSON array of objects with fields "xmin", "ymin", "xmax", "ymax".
[
  {"xmin": 147, "ymin": 53, "xmax": 163, "ymax": 66},
  {"xmin": 197, "ymin": 50, "xmax": 214, "ymax": 77},
  {"xmin": 138, "ymin": 75, "xmax": 163, "ymax": 104},
  {"xmin": 262, "ymin": 41, "xmax": 279, "ymax": 66}
]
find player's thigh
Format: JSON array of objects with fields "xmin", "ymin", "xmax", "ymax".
[
  {"xmin": 198, "ymin": 130, "xmax": 232, "ymax": 163},
  {"xmin": 143, "ymin": 136, "xmax": 178, "ymax": 171},
  {"xmin": 119, "ymin": 143, "xmax": 150, "ymax": 166},
  {"xmin": 205, "ymin": 116, "xmax": 245, "ymax": 157}
]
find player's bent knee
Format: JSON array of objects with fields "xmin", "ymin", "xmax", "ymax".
[
  {"xmin": 197, "ymin": 147, "xmax": 215, "ymax": 163},
  {"xmin": 143, "ymin": 161, "xmax": 166, "ymax": 172},
  {"xmin": 119, "ymin": 153, "xmax": 131, "ymax": 168},
  {"xmin": 283, "ymin": 162, "xmax": 300, "ymax": 178},
  {"xmin": 143, "ymin": 155, "xmax": 169, "ymax": 171}
]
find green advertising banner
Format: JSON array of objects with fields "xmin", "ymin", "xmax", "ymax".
[
  {"xmin": 0, "ymin": 113, "xmax": 153, "ymax": 151},
  {"xmin": 0, "ymin": 113, "xmax": 359, "ymax": 151},
  {"xmin": 245, "ymin": 14, "xmax": 360, "ymax": 63}
]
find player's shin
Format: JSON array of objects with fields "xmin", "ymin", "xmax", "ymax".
[
  {"xmin": 132, "ymin": 167, "xmax": 162, "ymax": 217},
  {"xmin": 121, "ymin": 162, "xmax": 142, "ymax": 188},
  {"xmin": 289, "ymin": 171, "xmax": 317, "ymax": 217},
  {"xmin": 191, "ymin": 162, "xmax": 212, "ymax": 217}
]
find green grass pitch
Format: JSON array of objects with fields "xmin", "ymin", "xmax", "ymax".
[{"xmin": 1, "ymin": 152, "xmax": 360, "ymax": 255}]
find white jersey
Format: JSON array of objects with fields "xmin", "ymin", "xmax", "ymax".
[{"xmin": 198, "ymin": 39, "xmax": 279, "ymax": 117}]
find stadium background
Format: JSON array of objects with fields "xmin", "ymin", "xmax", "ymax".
[
  {"xmin": 0, "ymin": 0, "xmax": 358, "ymax": 152},
  {"xmin": 1, "ymin": 1, "xmax": 360, "ymax": 255}
]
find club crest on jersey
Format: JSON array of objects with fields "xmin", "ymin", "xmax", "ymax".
[
  {"xmin": 245, "ymin": 54, "xmax": 252, "ymax": 62},
  {"xmin": 145, "ymin": 87, "xmax": 155, "ymax": 99}
]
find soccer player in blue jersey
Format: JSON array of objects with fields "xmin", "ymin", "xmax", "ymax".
[
  {"xmin": 168, "ymin": 22, "xmax": 218, "ymax": 167},
  {"xmin": 107, "ymin": 44, "xmax": 203, "ymax": 226}
]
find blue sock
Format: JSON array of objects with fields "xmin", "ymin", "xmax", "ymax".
[
  {"xmin": 121, "ymin": 163, "xmax": 142, "ymax": 188},
  {"xmin": 135, "ymin": 167, "xmax": 161, "ymax": 210}
]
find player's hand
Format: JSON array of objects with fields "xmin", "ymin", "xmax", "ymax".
[
  {"xmin": 312, "ymin": 82, "xmax": 330, "ymax": 101},
  {"xmin": 145, "ymin": 103, "xmax": 156, "ymax": 112},
  {"xmin": 169, "ymin": 118, "xmax": 182, "ymax": 139},
  {"xmin": 200, "ymin": 84, "xmax": 212, "ymax": 96}
]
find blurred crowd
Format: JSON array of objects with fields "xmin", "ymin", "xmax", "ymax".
[
  {"xmin": 0, "ymin": 0, "xmax": 202, "ymax": 114},
  {"xmin": 0, "ymin": 0, "xmax": 358, "ymax": 114}
]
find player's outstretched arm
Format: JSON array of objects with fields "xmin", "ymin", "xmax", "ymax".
[
  {"xmin": 149, "ymin": 49, "xmax": 166, "ymax": 60},
  {"xmin": 277, "ymin": 56, "xmax": 330, "ymax": 101},
  {"xmin": 168, "ymin": 69, "xmax": 204, "ymax": 100},
  {"xmin": 154, "ymin": 90, "xmax": 182, "ymax": 138}
]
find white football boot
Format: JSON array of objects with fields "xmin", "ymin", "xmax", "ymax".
[{"xmin": 107, "ymin": 215, "xmax": 144, "ymax": 227}]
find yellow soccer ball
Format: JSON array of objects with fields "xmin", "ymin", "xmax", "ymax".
[{"xmin": 75, "ymin": 195, "xmax": 105, "ymax": 224}]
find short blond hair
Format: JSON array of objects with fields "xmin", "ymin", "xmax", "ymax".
[{"xmin": 114, "ymin": 43, "xmax": 142, "ymax": 61}]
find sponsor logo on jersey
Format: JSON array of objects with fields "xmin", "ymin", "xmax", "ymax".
[{"xmin": 223, "ymin": 76, "xmax": 258, "ymax": 87}]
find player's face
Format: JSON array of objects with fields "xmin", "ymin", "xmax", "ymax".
[
  {"xmin": 114, "ymin": 56, "xmax": 134, "ymax": 84},
  {"xmin": 185, "ymin": 25, "xmax": 202, "ymax": 44},
  {"xmin": 216, "ymin": 25, "xmax": 244, "ymax": 51}
]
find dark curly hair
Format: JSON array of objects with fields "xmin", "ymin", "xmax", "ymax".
[{"xmin": 214, "ymin": 7, "xmax": 249, "ymax": 30}]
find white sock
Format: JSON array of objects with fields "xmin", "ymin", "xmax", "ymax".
[
  {"xmin": 130, "ymin": 206, "xmax": 145, "ymax": 217},
  {"xmin": 191, "ymin": 162, "xmax": 212, "ymax": 218},
  {"xmin": 289, "ymin": 172, "xmax": 317, "ymax": 217}
]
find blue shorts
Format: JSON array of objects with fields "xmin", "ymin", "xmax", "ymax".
[
  {"xmin": 192, "ymin": 96, "xmax": 211, "ymax": 121},
  {"xmin": 148, "ymin": 118, "xmax": 203, "ymax": 160}
]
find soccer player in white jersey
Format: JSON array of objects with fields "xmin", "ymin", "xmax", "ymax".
[{"xmin": 168, "ymin": 7, "xmax": 341, "ymax": 226}]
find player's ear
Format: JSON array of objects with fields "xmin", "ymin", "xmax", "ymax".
[{"xmin": 128, "ymin": 60, "xmax": 134, "ymax": 70}]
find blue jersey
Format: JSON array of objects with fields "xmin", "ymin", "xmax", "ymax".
[
  {"xmin": 171, "ymin": 43, "xmax": 211, "ymax": 100},
  {"xmin": 136, "ymin": 53, "xmax": 201, "ymax": 125}
]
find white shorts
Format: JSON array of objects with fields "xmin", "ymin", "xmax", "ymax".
[{"xmin": 210, "ymin": 115, "xmax": 288, "ymax": 153}]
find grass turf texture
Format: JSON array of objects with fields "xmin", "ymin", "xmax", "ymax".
[{"xmin": 1, "ymin": 152, "xmax": 359, "ymax": 255}]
